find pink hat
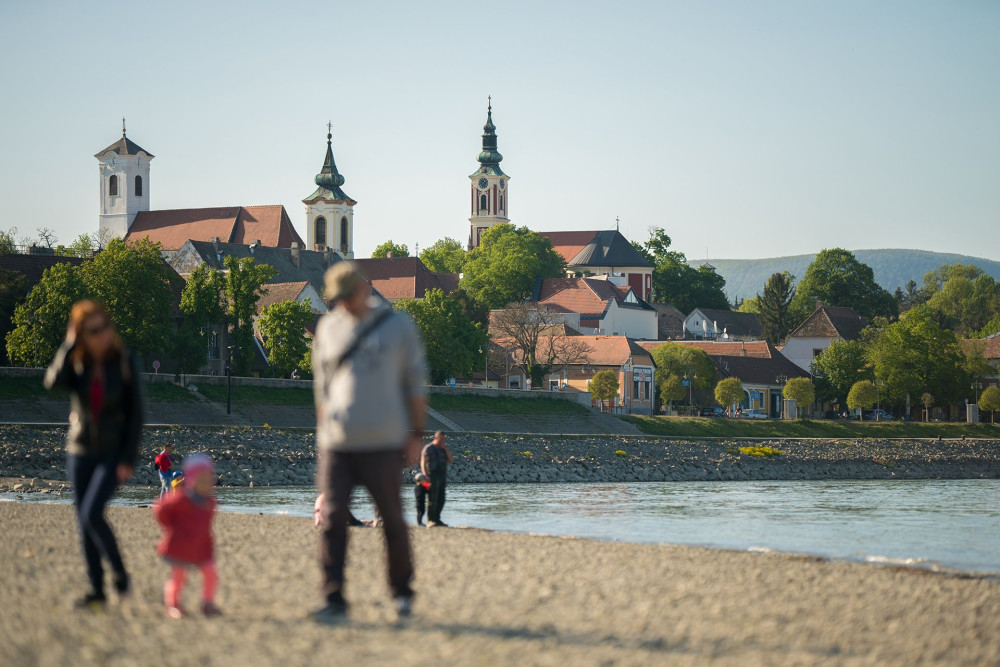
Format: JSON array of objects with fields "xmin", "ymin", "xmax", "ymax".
[{"xmin": 182, "ymin": 453, "xmax": 215, "ymax": 481}]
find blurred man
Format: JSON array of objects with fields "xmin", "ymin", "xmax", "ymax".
[{"xmin": 421, "ymin": 431, "xmax": 453, "ymax": 528}]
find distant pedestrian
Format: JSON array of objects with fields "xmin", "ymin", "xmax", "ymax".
[
  {"xmin": 413, "ymin": 472, "xmax": 430, "ymax": 526},
  {"xmin": 421, "ymin": 431, "xmax": 453, "ymax": 528},
  {"xmin": 153, "ymin": 454, "xmax": 222, "ymax": 619},
  {"xmin": 312, "ymin": 262, "xmax": 428, "ymax": 622},
  {"xmin": 44, "ymin": 300, "xmax": 143, "ymax": 608},
  {"xmin": 155, "ymin": 444, "xmax": 176, "ymax": 497}
]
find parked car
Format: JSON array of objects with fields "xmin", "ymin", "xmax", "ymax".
[
  {"xmin": 700, "ymin": 407, "xmax": 725, "ymax": 417},
  {"xmin": 740, "ymin": 409, "xmax": 769, "ymax": 419},
  {"xmin": 863, "ymin": 409, "xmax": 894, "ymax": 421}
]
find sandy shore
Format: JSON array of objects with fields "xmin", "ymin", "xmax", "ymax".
[{"xmin": 2, "ymin": 504, "xmax": 999, "ymax": 666}]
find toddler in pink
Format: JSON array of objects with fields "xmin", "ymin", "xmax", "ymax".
[{"xmin": 153, "ymin": 454, "xmax": 221, "ymax": 619}]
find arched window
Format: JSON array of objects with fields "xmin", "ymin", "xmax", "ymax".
[
  {"xmin": 340, "ymin": 217, "xmax": 349, "ymax": 253},
  {"xmin": 480, "ymin": 194, "xmax": 488, "ymax": 211},
  {"xmin": 314, "ymin": 216, "xmax": 327, "ymax": 246},
  {"xmin": 134, "ymin": 175, "xmax": 143, "ymax": 196},
  {"xmin": 499, "ymin": 195, "xmax": 504, "ymax": 211},
  {"xmin": 109, "ymin": 174, "xmax": 118, "ymax": 196}
]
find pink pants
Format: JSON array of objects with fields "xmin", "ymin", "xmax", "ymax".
[{"xmin": 164, "ymin": 561, "xmax": 217, "ymax": 607}]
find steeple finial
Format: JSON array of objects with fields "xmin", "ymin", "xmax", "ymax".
[
  {"xmin": 315, "ymin": 124, "xmax": 346, "ymax": 191},
  {"xmin": 327, "ymin": 120, "xmax": 332, "ymax": 140},
  {"xmin": 477, "ymin": 99, "xmax": 503, "ymax": 170},
  {"xmin": 122, "ymin": 117, "xmax": 126, "ymax": 136},
  {"xmin": 488, "ymin": 95, "xmax": 491, "ymax": 112},
  {"xmin": 616, "ymin": 216, "xmax": 620, "ymax": 232}
]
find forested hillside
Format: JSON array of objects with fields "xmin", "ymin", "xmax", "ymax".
[{"xmin": 691, "ymin": 249, "xmax": 1000, "ymax": 300}]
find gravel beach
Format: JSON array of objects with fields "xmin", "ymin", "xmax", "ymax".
[
  {"xmin": 2, "ymin": 425, "xmax": 999, "ymax": 492},
  {"xmin": 2, "ymin": 503, "xmax": 999, "ymax": 666}
]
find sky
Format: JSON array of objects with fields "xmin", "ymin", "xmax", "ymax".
[{"xmin": 1, "ymin": 1, "xmax": 997, "ymax": 262}]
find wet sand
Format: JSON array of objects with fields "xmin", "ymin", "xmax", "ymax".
[{"xmin": 2, "ymin": 503, "xmax": 999, "ymax": 666}]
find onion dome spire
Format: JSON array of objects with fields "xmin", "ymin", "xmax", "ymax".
[
  {"xmin": 477, "ymin": 96, "xmax": 503, "ymax": 169},
  {"xmin": 315, "ymin": 122, "xmax": 346, "ymax": 191}
]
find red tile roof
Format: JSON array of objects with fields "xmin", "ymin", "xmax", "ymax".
[
  {"xmin": 540, "ymin": 231, "xmax": 597, "ymax": 265},
  {"xmin": 637, "ymin": 340, "xmax": 808, "ymax": 385},
  {"xmin": 353, "ymin": 257, "xmax": 458, "ymax": 302},
  {"xmin": 960, "ymin": 334, "xmax": 1000, "ymax": 361},
  {"xmin": 256, "ymin": 281, "xmax": 310, "ymax": 314},
  {"xmin": 493, "ymin": 335, "xmax": 653, "ymax": 368},
  {"xmin": 125, "ymin": 205, "xmax": 304, "ymax": 251},
  {"xmin": 537, "ymin": 277, "xmax": 650, "ymax": 319}
]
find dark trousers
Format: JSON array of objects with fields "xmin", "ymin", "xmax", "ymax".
[
  {"xmin": 67, "ymin": 454, "xmax": 127, "ymax": 595},
  {"xmin": 414, "ymin": 484, "xmax": 427, "ymax": 523},
  {"xmin": 428, "ymin": 470, "xmax": 447, "ymax": 523},
  {"xmin": 317, "ymin": 449, "xmax": 413, "ymax": 600}
]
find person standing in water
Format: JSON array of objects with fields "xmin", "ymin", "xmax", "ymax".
[{"xmin": 45, "ymin": 300, "xmax": 143, "ymax": 608}]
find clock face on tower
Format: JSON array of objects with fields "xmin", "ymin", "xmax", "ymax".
[{"xmin": 477, "ymin": 177, "xmax": 488, "ymax": 189}]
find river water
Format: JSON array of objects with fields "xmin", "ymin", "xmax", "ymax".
[{"xmin": 6, "ymin": 479, "xmax": 999, "ymax": 575}]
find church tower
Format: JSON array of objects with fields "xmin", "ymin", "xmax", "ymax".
[
  {"xmin": 304, "ymin": 124, "xmax": 356, "ymax": 258},
  {"xmin": 95, "ymin": 120, "xmax": 153, "ymax": 240},
  {"xmin": 468, "ymin": 99, "xmax": 509, "ymax": 250}
]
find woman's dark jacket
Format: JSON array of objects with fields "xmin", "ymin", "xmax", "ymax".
[{"xmin": 44, "ymin": 342, "xmax": 143, "ymax": 465}]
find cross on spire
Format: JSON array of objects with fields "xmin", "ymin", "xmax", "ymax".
[
  {"xmin": 327, "ymin": 120, "xmax": 332, "ymax": 135},
  {"xmin": 488, "ymin": 95, "xmax": 491, "ymax": 111},
  {"xmin": 122, "ymin": 117, "xmax": 126, "ymax": 136},
  {"xmin": 616, "ymin": 216, "xmax": 620, "ymax": 231}
]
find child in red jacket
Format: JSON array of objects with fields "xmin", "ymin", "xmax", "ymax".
[{"xmin": 153, "ymin": 454, "xmax": 221, "ymax": 619}]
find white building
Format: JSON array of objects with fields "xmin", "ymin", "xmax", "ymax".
[
  {"xmin": 780, "ymin": 304, "xmax": 867, "ymax": 372},
  {"xmin": 304, "ymin": 125, "xmax": 355, "ymax": 259},
  {"xmin": 468, "ymin": 101, "xmax": 509, "ymax": 249},
  {"xmin": 95, "ymin": 121, "xmax": 153, "ymax": 240}
]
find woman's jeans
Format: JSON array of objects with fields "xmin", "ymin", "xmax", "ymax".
[{"xmin": 68, "ymin": 454, "xmax": 128, "ymax": 595}]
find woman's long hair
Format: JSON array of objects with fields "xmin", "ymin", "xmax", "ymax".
[{"xmin": 68, "ymin": 300, "xmax": 125, "ymax": 367}]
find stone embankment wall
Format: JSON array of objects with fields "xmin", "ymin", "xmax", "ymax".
[{"xmin": 2, "ymin": 425, "xmax": 999, "ymax": 492}]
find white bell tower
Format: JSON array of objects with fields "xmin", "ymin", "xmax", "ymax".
[
  {"xmin": 304, "ymin": 123, "xmax": 356, "ymax": 259},
  {"xmin": 95, "ymin": 119, "xmax": 153, "ymax": 240},
  {"xmin": 468, "ymin": 98, "xmax": 509, "ymax": 250}
]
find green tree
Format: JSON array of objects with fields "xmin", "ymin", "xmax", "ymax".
[
  {"xmin": 979, "ymin": 386, "xmax": 1000, "ymax": 423},
  {"xmin": 6, "ymin": 262, "xmax": 87, "ymax": 366},
  {"xmin": 736, "ymin": 296, "xmax": 761, "ymax": 314},
  {"xmin": 864, "ymin": 307, "xmax": 967, "ymax": 407},
  {"xmin": 714, "ymin": 377, "xmax": 744, "ymax": 412},
  {"xmin": 847, "ymin": 380, "xmax": 878, "ymax": 413},
  {"xmin": 460, "ymin": 224, "xmax": 565, "ymax": 309},
  {"xmin": 175, "ymin": 263, "xmax": 227, "ymax": 373},
  {"xmin": 811, "ymin": 339, "xmax": 872, "ymax": 407},
  {"xmin": 588, "ymin": 370, "xmax": 619, "ymax": 412},
  {"xmin": 55, "ymin": 233, "xmax": 97, "ymax": 258},
  {"xmin": 758, "ymin": 272, "xmax": 796, "ymax": 344},
  {"xmin": 0, "ymin": 227, "xmax": 17, "ymax": 255},
  {"xmin": 633, "ymin": 228, "xmax": 729, "ymax": 312},
  {"xmin": 395, "ymin": 288, "xmax": 486, "ymax": 385},
  {"xmin": 659, "ymin": 374, "xmax": 685, "ymax": 413},
  {"xmin": 81, "ymin": 238, "xmax": 179, "ymax": 360},
  {"xmin": 650, "ymin": 342, "xmax": 715, "ymax": 399},
  {"xmin": 974, "ymin": 313, "xmax": 1000, "ymax": 338},
  {"xmin": 922, "ymin": 263, "xmax": 983, "ymax": 297},
  {"xmin": 257, "ymin": 299, "xmax": 315, "ymax": 377},
  {"xmin": 448, "ymin": 287, "xmax": 489, "ymax": 329},
  {"xmin": 371, "ymin": 240, "xmax": 410, "ymax": 258},
  {"xmin": 419, "ymin": 237, "xmax": 466, "ymax": 274},
  {"xmin": 790, "ymin": 248, "xmax": 897, "ymax": 322},
  {"xmin": 222, "ymin": 255, "xmax": 276, "ymax": 375},
  {"xmin": 782, "ymin": 377, "xmax": 815, "ymax": 418},
  {"xmin": 925, "ymin": 273, "xmax": 1000, "ymax": 335},
  {"xmin": 0, "ymin": 269, "xmax": 31, "ymax": 365}
]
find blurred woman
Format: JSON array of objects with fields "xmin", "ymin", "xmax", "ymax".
[{"xmin": 45, "ymin": 300, "xmax": 143, "ymax": 607}]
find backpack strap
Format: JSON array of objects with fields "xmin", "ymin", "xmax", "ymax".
[{"xmin": 333, "ymin": 309, "xmax": 394, "ymax": 371}]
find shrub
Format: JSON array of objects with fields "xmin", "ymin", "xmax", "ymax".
[
  {"xmin": 738, "ymin": 445, "xmax": 785, "ymax": 457},
  {"xmin": 615, "ymin": 450, "xmax": 627, "ymax": 457}
]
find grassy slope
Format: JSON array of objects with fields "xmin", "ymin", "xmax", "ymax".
[
  {"xmin": 621, "ymin": 415, "xmax": 1000, "ymax": 438},
  {"xmin": 429, "ymin": 393, "xmax": 589, "ymax": 415}
]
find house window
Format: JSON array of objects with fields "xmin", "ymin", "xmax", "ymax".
[
  {"xmin": 480, "ymin": 194, "xmax": 488, "ymax": 211},
  {"xmin": 340, "ymin": 217, "xmax": 349, "ymax": 253},
  {"xmin": 812, "ymin": 348, "xmax": 823, "ymax": 358},
  {"xmin": 314, "ymin": 216, "xmax": 327, "ymax": 245},
  {"xmin": 109, "ymin": 174, "xmax": 118, "ymax": 196},
  {"xmin": 134, "ymin": 175, "xmax": 142, "ymax": 196}
]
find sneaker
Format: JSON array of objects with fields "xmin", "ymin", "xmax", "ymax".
[
  {"xmin": 74, "ymin": 591, "xmax": 106, "ymax": 609},
  {"xmin": 311, "ymin": 596, "xmax": 348, "ymax": 624},
  {"xmin": 202, "ymin": 602, "xmax": 223, "ymax": 617},
  {"xmin": 166, "ymin": 605, "xmax": 185, "ymax": 620},
  {"xmin": 394, "ymin": 595, "xmax": 412, "ymax": 618}
]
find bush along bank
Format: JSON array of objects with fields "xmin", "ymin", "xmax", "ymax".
[{"xmin": 1, "ymin": 425, "xmax": 999, "ymax": 492}]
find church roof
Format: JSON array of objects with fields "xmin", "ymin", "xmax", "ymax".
[
  {"xmin": 303, "ymin": 130, "xmax": 355, "ymax": 204},
  {"xmin": 94, "ymin": 132, "xmax": 153, "ymax": 158},
  {"xmin": 125, "ymin": 205, "xmax": 304, "ymax": 251},
  {"xmin": 540, "ymin": 230, "xmax": 652, "ymax": 269},
  {"xmin": 471, "ymin": 102, "xmax": 505, "ymax": 178}
]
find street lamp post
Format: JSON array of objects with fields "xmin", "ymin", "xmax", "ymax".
[
  {"xmin": 972, "ymin": 380, "xmax": 983, "ymax": 404},
  {"xmin": 776, "ymin": 374, "xmax": 788, "ymax": 419},
  {"xmin": 226, "ymin": 345, "xmax": 234, "ymax": 415}
]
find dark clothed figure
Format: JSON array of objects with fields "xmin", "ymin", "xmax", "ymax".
[
  {"xmin": 45, "ymin": 300, "xmax": 143, "ymax": 604},
  {"xmin": 414, "ymin": 473, "xmax": 430, "ymax": 525},
  {"xmin": 421, "ymin": 432, "xmax": 453, "ymax": 527}
]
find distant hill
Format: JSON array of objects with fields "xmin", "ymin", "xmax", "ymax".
[{"xmin": 689, "ymin": 249, "xmax": 1000, "ymax": 301}]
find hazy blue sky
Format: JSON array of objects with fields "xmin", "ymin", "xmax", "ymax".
[{"xmin": 1, "ymin": 1, "xmax": 997, "ymax": 261}]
